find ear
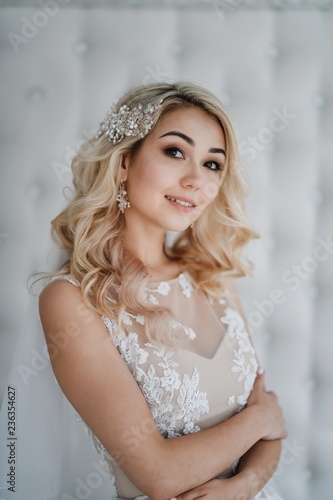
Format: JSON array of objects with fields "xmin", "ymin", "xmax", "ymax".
[{"xmin": 120, "ymin": 153, "xmax": 131, "ymax": 182}]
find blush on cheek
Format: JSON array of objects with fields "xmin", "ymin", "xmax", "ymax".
[
  {"xmin": 142, "ymin": 161, "xmax": 175, "ymax": 185},
  {"xmin": 201, "ymin": 180, "xmax": 220, "ymax": 204}
]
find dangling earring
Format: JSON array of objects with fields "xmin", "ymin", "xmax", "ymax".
[{"xmin": 116, "ymin": 181, "xmax": 131, "ymax": 213}]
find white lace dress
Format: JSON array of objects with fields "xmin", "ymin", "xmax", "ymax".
[{"xmin": 48, "ymin": 272, "xmax": 283, "ymax": 500}]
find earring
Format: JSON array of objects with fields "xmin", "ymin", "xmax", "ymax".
[
  {"xmin": 190, "ymin": 223, "xmax": 194, "ymax": 229},
  {"xmin": 116, "ymin": 181, "xmax": 131, "ymax": 213}
]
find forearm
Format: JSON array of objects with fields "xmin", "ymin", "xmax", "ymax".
[
  {"xmin": 173, "ymin": 440, "xmax": 282, "ymax": 500},
  {"xmin": 235, "ymin": 439, "xmax": 282, "ymax": 498},
  {"xmin": 149, "ymin": 406, "xmax": 269, "ymax": 499}
]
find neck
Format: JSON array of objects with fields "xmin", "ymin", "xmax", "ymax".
[
  {"xmin": 122, "ymin": 219, "xmax": 168, "ymax": 269},
  {"xmin": 121, "ymin": 218, "xmax": 182, "ymax": 281}
]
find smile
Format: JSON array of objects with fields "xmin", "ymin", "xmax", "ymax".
[{"xmin": 165, "ymin": 195, "xmax": 195, "ymax": 208}]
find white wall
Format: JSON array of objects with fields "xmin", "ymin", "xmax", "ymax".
[{"xmin": 0, "ymin": 4, "xmax": 332, "ymax": 499}]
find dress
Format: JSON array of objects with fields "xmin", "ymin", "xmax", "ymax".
[
  {"xmin": 0, "ymin": 270, "xmax": 283, "ymax": 499},
  {"xmin": 45, "ymin": 272, "xmax": 283, "ymax": 500}
]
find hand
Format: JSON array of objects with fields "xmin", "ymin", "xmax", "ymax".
[
  {"xmin": 173, "ymin": 476, "xmax": 252, "ymax": 500},
  {"xmin": 247, "ymin": 372, "xmax": 287, "ymax": 441}
]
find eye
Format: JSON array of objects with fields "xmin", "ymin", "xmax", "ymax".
[
  {"xmin": 204, "ymin": 161, "xmax": 223, "ymax": 172},
  {"xmin": 164, "ymin": 147, "xmax": 184, "ymax": 159}
]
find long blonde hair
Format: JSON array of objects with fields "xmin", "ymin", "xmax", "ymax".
[{"xmin": 31, "ymin": 81, "xmax": 258, "ymax": 346}]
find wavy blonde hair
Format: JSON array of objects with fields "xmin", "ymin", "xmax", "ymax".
[{"xmin": 31, "ymin": 81, "xmax": 258, "ymax": 346}]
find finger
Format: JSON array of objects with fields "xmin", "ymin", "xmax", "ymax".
[
  {"xmin": 251, "ymin": 373, "xmax": 264, "ymax": 394},
  {"xmin": 255, "ymin": 372, "xmax": 266, "ymax": 391}
]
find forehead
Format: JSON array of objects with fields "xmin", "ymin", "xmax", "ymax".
[{"xmin": 153, "ymin": 106, "xmax": 225, "ymax": 146}]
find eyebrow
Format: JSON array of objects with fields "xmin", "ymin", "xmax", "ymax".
[{"xmin": 159, "ymin": 131, "xmax": 226, "ymax": 156}]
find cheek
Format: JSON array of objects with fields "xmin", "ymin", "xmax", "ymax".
[
  {"xmin": 134, "ymin": 160, "xmax": 174, "ymax": 190},
  {"xmin": 127, "ymin": 160, "xmax": 174, "ymax": 207},
  {"xmin": 200, "ymin": 176, "xmax": 221, "ymax": 206}
]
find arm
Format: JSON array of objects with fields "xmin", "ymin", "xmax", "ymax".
[
  {"xmin": 235, "ymin": 438, "xmax": 282, "ymax": 497},
  {"xmin": 176, "ymin": 439, "xmax": 282, "ymax": 500},
  {"xmin": 39, "ymin": 281, "xmax": 285, "ymax": 500},
  {"xmin": 232, "ymin": 371, "xmax": 285, "ymax": 497},
  {"xmin": 176, "ymin": 374, "xmax": 285, "ymax": 500},
  {"xmin": 221, "ymin": 278, "xmax": 286, "ymax": 496}
]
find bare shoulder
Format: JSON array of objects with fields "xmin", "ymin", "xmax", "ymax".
[
  {"xmin": 39, "ymin": 278, "xmax": 81, "ymax": 314},
  {"xmin": 39, "ymin": 278, "xmax": 85, "ymax": 316},
  {"xmin": 39, "ymin": 279, "xmax": 101, "ymax": 327},
  {"xmin": 38, "ymin": 278, "xmax": 111, "ymax": 361}
]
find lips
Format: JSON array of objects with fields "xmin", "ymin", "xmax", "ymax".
[{"xmin": 165, "ymin": 195, "xmax": 196, "ymax": 208}]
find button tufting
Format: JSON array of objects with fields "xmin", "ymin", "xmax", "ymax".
[
  {"xmin": 74, "ymin": 40, "xmax": 90, "ymax": 56},
  {"xmin": 267, "ymin": 45, "xmax": 280, "ymax": 59},
  {"xmin": 313, "ymin": 93, "xmax": 324, "ymax": 107},
  {"xmin": 303, "ymin": 377, "xmax": 316, "ymax": 392},
  {"xmin": 25, "ymin": 182, "xmax": 43, "ymax": 200},
  {"xmin": 264, "ymin": 235, "xmax": 276, "ymax": 251},
  {"xmin": 308, "ymin": 284, "xmax": 319, "ymax": 300},
  {"xmin": 26, "ymin": 87, "xmax": 45, "ymax": 104},
  {"xmin": 169, "ymin": 41, "xmax": 184, "ymax": 56},
  {"xmin": 313, "ymin": 189, "xmax": 323, "ymax": 205},
  {"xmin": 302, "ymin": 467, "xmax": 314, "ymax": 482}
]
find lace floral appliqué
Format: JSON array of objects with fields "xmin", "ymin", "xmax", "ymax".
[
  {"xmin": 220, "ymin": 307, "xmax": 258, "ymax": 407},
  {"xmin": 101, "ymin": 316, "xmax": 209, "ymax": 439},
  {"xmin": 147, "ymin": 273, "xmax": 193, "ymax": 304},
  {"xmin": 179, "ymin": 273, "xmax": 194, "ymax": 297},
  {"xmin": 146, "ymin": 281, "xmax": 171, "ymax": 304},
  {"xmin": 143, "ymin": 342, "xmax": 209, "ymax": 437}
]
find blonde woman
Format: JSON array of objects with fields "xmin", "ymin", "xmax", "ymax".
[{"xmin": 0, "ymin": 82, "xmax": 286, "ymax": 500}]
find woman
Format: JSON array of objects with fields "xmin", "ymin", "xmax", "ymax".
[{"xmin": 1, "ymin": 82, "xmax": 286, "ymax": 500}]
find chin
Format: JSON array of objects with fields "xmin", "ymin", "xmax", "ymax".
[
  {"xmin": 165, "ymin": 222, "xmax": 192, "ymax": 233},
  {"xmin": 159, "ymin": 213, "xmax": 197, "ymax": 233}
]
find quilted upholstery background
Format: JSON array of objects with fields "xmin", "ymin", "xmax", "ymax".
[{"xmin": 0, "ymin": 3, "xmax": 332, "ymax": 499}]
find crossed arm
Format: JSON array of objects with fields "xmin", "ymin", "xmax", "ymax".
[
  {"xmin": 39, "ymin": 280, "xmax": 286, "ymax": 500},
  {"xmin": 177, "ymin": 382, "xmax": 283, "ymax": 499}
]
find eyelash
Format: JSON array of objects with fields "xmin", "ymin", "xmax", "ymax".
[{"xmin": 164, "ymin": 147, "xmax": 223, "ymax": 172}]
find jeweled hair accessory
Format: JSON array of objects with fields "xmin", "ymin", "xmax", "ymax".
[{"xmin": 96, "ymin": 99, "xmax": 164, "ymax": 145}]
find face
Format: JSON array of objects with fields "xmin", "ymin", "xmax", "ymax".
[{"xmin": 122, "ymin": 106, "xmax": 226, "ymax": 233}]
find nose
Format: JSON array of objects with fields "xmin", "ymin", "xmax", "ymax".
[{"xmin": 180, "ymin": 164, "xmax": 202, "ymax": 190}]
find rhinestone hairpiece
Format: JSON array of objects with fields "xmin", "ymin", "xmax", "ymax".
[{"xmin": 96, "ymin": 99, "xmax": 164, "ymax": 145}]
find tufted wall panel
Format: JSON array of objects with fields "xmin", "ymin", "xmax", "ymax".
[{"xmin": 0, "ymin": 4, "xmax": 332, "ymax": 499}]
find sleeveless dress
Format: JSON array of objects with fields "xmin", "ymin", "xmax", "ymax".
[{"xmin": 45, "ymin": 272, "xmax": 283, "ymax": 500}]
